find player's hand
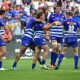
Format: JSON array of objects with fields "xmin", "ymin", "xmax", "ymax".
[
  {"xmin": 52, "ymin": 21, "xmax": 59, "ymax": 25},
  {"xmin": 39, "ymin": 20, "xmax": 45, "ymax": 23},
  {"xmin": 55, "ymin": 21, "xmax": 62, "ymax": 26},
  {"xmin": 4, "ymin": 32, "xmax": 12, "ymax": 42},
  {"xmin": 1, "ymin": 36, "xmax": 7, "ymax": 42},
  {"xmin": 53, "ymin": 21, "xmax": 59, "ymax": 25},
  {"xmin": 67, "ymin": 22, "xmax": 76, "ymax": 25},
  {"xmin": 36, "ymin": 19, "xmax": 45, "ymax": 23}
]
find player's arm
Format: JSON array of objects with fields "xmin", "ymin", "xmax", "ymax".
[
  {"xmin": 43, "ymin": 14, "xmax": 57, "ymax": 30},
  {"xmin": 43, "ymin": 22, "xmax": 56, "ymax": 30},
  {"xmin": 35, "ymin": 19, "xmax": 45, "ymax": 23},
  {"xmin": 4, "ymin": 24, "xmax": 12, "ymax": 40},
  {"xmin": 54, "ymin": 21, "xmax": 63, "ymax": 26},
  {"xmin": 77, "ymin": 22, "xmax": 80, "ymax": 30},
  {"xmin": 1, "ymin": 24, "xmax": 9, "ymax": 42},
  {"xmin": 4, "ymin": 24, "xmax": 9, "ymax": 34},
  {"xmin": 55, "ymin": 14, "xmax": 65, "ymax": 26},
  {"xmin": 45, "ymin": 30, "xmax": 50, "ymax": 40}
]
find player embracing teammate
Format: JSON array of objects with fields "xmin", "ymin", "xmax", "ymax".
[
  {"xmin": 55, "ymin": 11, "xmax": 80, "ymax": 70},
  {"xmin": 47, "ymin": 6, "xmax": 65, "ymax": 68}
]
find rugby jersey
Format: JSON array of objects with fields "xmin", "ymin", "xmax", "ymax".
[
  {"xmin": 34, "ymin": 23, "xmax": 45, "ymax": 38},
  {"xmin": 63, "ymin": 18, "xmax": 80, "ymax": 38},
  {"xmin": 0, "ymin": 19, "xmax": 5, "ymax": 37},
  {"xmin": 23, "ymin": 17, "xmax": 36, "ymax": 38},
  {"xmin": 48, "ymin": 13, "xmax": 65, "ymax": 37}
]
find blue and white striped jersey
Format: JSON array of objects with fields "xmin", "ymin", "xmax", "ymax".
[
  {"xmin": 23, "ymin": 17, "xmax": 36, "ymax": 39},
  {"xmin": 63, "ymin": 18, "xmax": 80, "ymax": 38},
  {"xmin": 34, "ymin": 23, "xmax": 45, "ymax": 38},
  {"xmin": 0, "ymin": 19, "xmax": 5, "ymax": 37},
  {"xmin": 48, "ymin": 13, "xmax": 65, "ymax": 37}
]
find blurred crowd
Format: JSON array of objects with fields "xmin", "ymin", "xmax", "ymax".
[{"xmin": 0, "ymin": 0, "xmax": 80, "ymax": 35}]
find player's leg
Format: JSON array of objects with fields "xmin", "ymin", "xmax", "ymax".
[
  {"xmin": 30, "ymin": 45, "xmax": 41, "ymax": 65},
  {"xmin": 12, "ymin": 36, "xmax": 31, "ymax": 69},
  {"xmin": 57, "ymin": 43, "xmax": 62, "ymax": 54},
  {"xmin": 51, "ymin": 40, "xmax": 58, "ymax": 67},
  {"xmin": 0, "ymin": 46, "xmax": 7, "ymax": 70},
  {"xmin": 0, "ymin": 57, "xmax": 2, "ymax": 69},
  {"xmin": 50, "ymin": 37, "xmax": 63, "ymax": 68},
  {"xmin": 32, "ymin": 47, "xmax": 41, "ymax": 70},
  {"xmin": 12, "ymin": 46, "xmax": 27, "ymax": 69},
  {"xmin": 72, "ymin": 41, "xmax": 79, "ymax": 69},
  {"xmin": 55, "ymin": 46, "xmax": 68, "ymax": 70},
  {"xmin": 41, "ymin": 44, "xmax": 49, "ymax": 65},
  {"xmin": 57, "ymin": 37, "xmax": 63, "ymax": 55},
  {"xmin": 70, "ymin": 39, "xmax": 79, "ymax": 69},
  {"xmin": 32, "ymin": 38, "xmax": 49, "ymax": 70},
  {"xmin": 73, "ymin": 47, "xmax": 79, "ymax": 69}
]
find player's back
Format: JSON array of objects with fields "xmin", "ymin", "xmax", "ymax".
[
  {"xmin": 23, "ymin": 17, "xmax": 36, "ymax": 39},
  {"xmin": 63, "ymin": 18, "xmax": 80, "ymax": 42}
]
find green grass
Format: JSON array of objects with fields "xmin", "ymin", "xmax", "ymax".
[{"xmin": 0, "ymin": 59, "xmax": 80, "ymax": 80}]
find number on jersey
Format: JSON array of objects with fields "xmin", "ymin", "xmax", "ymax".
[{"xmin": 69, "ymin": 25, "xmax": 74, "ymax": 32}]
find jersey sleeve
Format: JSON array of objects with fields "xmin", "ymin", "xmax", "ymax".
[
  {"xmin": 77, "ymin": 21, "xmax": 80, "ymax": 28},
  {"xmin": 48, "ymin": 15, "xmax": 53, "ymax": 23},
  {"xmin": 26, "ymin": 18, "xmax": 36, "ymax": 28},
  {"xmin": 60, "ymin": 14, "xmax": 66, "ymax": 23},
  {"xmin": 62, "ymin": 20, "xmax": 66, "ymax": 26},
  {"xmin": 0, "ymin": 20, "xmax": 5, "ymax": 27}
]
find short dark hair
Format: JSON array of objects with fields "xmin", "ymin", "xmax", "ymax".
[
  {"xmin": 66, "ymin": 11, "xmax": 74, "ymax": 16},
  {"xmin": 0, "ymin": 9, "xmax": 5, "ymax": 15},
  {"xmin": 56, "ymin": 5, "xmax": 61, "ymax": 9},
  {"xmin": 32, "ymin": 13, "xmax": 37, "ymax": 18},
  {"xmin": 37, "ymin": 12, "xmax": 44, "ymax": 19}
]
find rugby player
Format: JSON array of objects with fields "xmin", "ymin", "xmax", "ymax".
[
  {"xmin": 55, "ymin": 11, "xmax": 80, "ymax": 70},
  {"xmin": 12, "ymin": 13, "xmax": 44, "ymax": 70},
  {"xmin": 47, "ymin": 6, "xmax": 65, "ymax": 68},
  {"xmin": 32, "ymin": 12, "xmax": 55, "ymax": 70},
  {"xmin": 0, "ymin": 9, "xmax": 10, "ymax": 70}
]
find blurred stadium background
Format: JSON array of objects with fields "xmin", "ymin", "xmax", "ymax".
[{"xmin": 0, "ymin": 0, "xmax": 80, "ymax": 80}]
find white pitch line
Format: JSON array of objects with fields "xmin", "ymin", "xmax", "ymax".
[{"xmin": 56, "ymin": 70, "xmax": 80, "ymax": 73}]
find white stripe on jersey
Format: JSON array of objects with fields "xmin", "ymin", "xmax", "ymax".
[
  {"xmin": 0, "ymin": 29, "xmax": 4, "ymax": 37},
  {"xmin": 23, "ymin": 34, "xmax": 33, "ymax": 38},
  {"xmin": 34, "ymin": 31, "xmax": 45, "ymax": 38},
  {"xmin": 51, "ymin": 29, "xmax": 63, "ymax": 31},
  {"xmin": 51, "ymin": 32, "xmax": 63, "ymax": 34},
  {"xmin": 64, "ymin": 31, "xmax": 77, "ymax": 37},
  {"xmin": 50, "ymin": 26, "xmax": 63, "ymax": 37},
  {"xmin": 23, "ymin": 29, "xmax": 34, "ymax": 38}
]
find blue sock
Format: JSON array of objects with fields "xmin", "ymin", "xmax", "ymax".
[
  {"xmin": 74, "ymin": 55, "xmax": 78, "ymax": 68},
  {"xmin": 0, "ymin": 61, "xmax": 2, "ymax": 68},
  {"xmin": 13, "ymin": 62, "xmax": 17, "ymax": 67},
  {"xmin": 51, "ymin": 52, "xmax": 58, "ymax": 65},
  {"xmin": 41, "ymin": 60, "xmax": 45, "ymax": 65},
  {"xmin": 57, "ymin": 54, "xmax": 64, "ymax": 66},
  {"xmin": 32, "ymin": 63, "xmax": 36, "ymax": 69}
]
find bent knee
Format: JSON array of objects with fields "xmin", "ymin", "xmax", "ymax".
[{"xmin": 52, "ymin": 41, "xmax": 58, "ymax": 49}]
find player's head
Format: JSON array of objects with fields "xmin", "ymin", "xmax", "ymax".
[
  {"xmin": 55, "ymin": 6, "xmax": 62, "ymax": 15},
  {"xmin": 66, "ymin": 11, "xmax": 74, "ymax": 19},
  {"xmin": 37, "ymin": 12, "xmax": 45, "ymax": 21},
  {"xmin": 0, "ymin": 9, "xmax": 5, "ymax": 18},
  {"xmin": 32, "ymin": 13, "xmax": 37, "ymax": 18}
]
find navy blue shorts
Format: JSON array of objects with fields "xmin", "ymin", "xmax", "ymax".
[
  {"xmin": 21, "ymin": 36, "xmax": 35, "ymax": 47},
  {"xmin": 0, "ymin": 38, "xmax": 6, "ymax": 47},
  {"xmin": 34, "ymin": 37, "xmax": 47, "ymax": 47},
  {"xmin": 64, "ymin": 37, "xmax": 78, "ymax": 48},
  {"xmin": 50, "ymin": 36, "xmax": 63, "ymax": 44}
]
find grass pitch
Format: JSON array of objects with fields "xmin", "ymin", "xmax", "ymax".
[{"xmin": 0, "ymin": 59, "xmax": 80, "ymax": 80}]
